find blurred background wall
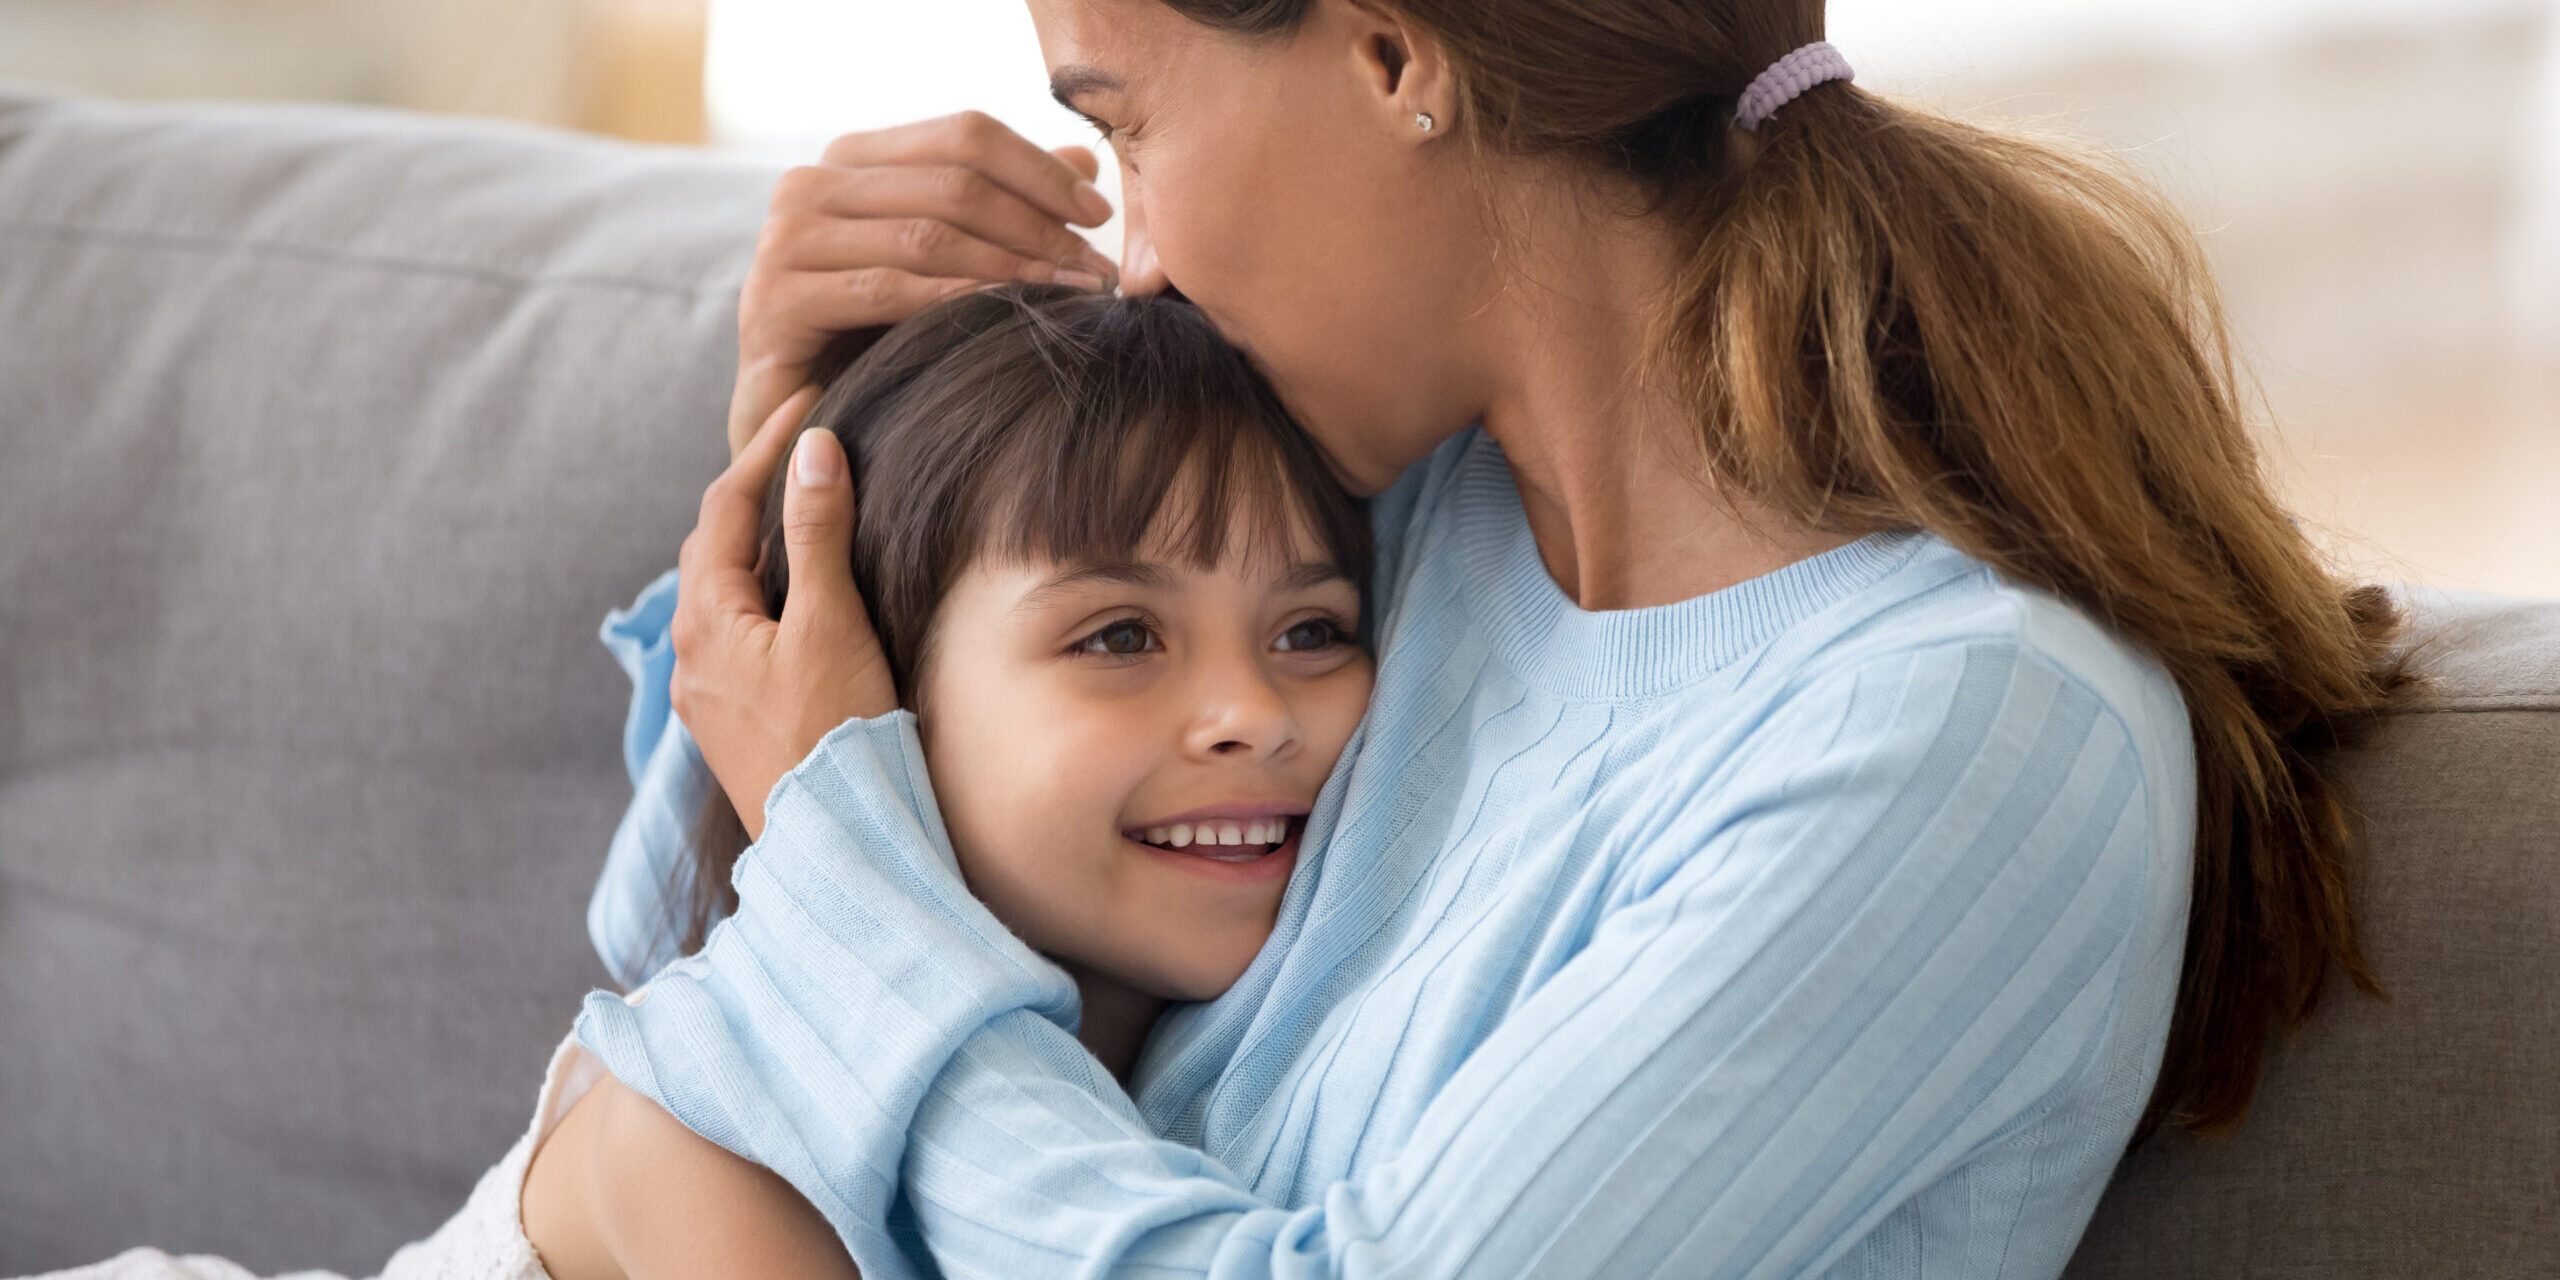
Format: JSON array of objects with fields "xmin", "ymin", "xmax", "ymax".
[{"xmin": 3, "ymin": 0, "xmax": 2553, "ymax": 595}]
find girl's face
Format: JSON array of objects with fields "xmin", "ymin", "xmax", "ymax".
[
  {"xmin": 1027, "ymin": 0, "xmax": 1497, "ymax": 495},
  {"xmin": 911, "ymin": 507, "xmax": 1371, "ymax": 1002}
]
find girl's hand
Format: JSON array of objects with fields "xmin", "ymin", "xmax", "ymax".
[
  {"xmin": 676, "ymin": 389, "xmax": 894, "ymax": 839},
  {"xmin": 728, "ymin": 112, "xmax": 1121, "ymax": 456}
]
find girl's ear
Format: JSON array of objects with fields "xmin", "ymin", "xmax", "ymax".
[{"xmin": 1331, "ymin": 0, "xmax": 1457, "ymax": 143}]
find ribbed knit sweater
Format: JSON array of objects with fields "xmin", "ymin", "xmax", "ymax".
[{"xmin": 578, "ymin": 428, "xmax": 2195, "ymax": 1280}]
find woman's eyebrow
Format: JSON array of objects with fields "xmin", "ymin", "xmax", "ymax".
[
  {"xmin": 1014, "ymin": 560, "xmax": 1172, "ymax": 614},
  {"xmin": 1049, "ymin": 65, "xmax": 1123, "ymax": 111}
]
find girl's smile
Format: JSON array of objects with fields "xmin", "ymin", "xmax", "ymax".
[{"xmin": 1127, "ymin": 811, "xmax": 1305, "ymax": 884}]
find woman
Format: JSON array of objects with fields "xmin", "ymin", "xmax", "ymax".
[{"xmin": 582, "ymin": 1, "xmax": 2405, "ymax": 1276}]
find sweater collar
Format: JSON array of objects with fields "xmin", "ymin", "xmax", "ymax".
[{"xmin": 1449, "ymin": 432, "xmax": 1922, "ymax": 701}]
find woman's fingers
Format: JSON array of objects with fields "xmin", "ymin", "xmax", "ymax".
[
  {"xmin": 821, "ymin": 111, "xmax": 1113, "ymax": 228},
  {"xmin": 770, "ymin": 164, "xmax": 1115, "ymax": 279},
  {"xmin": 774, "ymin": 431, "xmax": 899, "ymax": 741},
  {"xmin": 686, "ymin": 387, "xmax": 820, "ymax": 622},
  {"xmin": 775, "ymin": 428, "xmax": 874, "ymax": 661},
  {"xmin": 1051, "ymin": 144, "xmax": 1101, "ymax": 184},
  {"xmin": 759, "ymin": 208, "xmax": 1109, "ymax": 294}
]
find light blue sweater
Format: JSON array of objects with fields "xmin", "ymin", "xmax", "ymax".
[{"xmin": 578, "ymin": 429, "xmax": 2195, "ymax": 1280}]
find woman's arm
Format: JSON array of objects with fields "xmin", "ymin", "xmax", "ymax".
[{"xmin": 522, "ymin": 1072, "xmax": 860, "ymax": 1280}]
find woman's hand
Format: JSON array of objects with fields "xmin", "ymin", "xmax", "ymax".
[
  {"xmin": 676, "ymin": 389, "xmax": 895, "ymax": 839},
  {"xmin": 728, "ymin": 112, "xmax": 1122, "ymax": 455}
]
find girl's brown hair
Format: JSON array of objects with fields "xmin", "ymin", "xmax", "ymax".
[
  {"xmin": 678, "ymin": 285, "xmax": 1371, "ymax": 954},
  {"xmin": 1161, "ymin": 0, "xmax": 2408, "ymax": 1140}
]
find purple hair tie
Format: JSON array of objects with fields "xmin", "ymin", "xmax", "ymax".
[{"xmin": 1734, "ymin": 41, "xmax": 1855, "ymax": 132}]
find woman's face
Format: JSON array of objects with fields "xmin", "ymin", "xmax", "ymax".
[
  {"xmin": 1028, "ymin": 0, "xmax": 1497, "ymax": 494},
  {"xmin": 911, "ymin": 505, "xmax": 1372, "ymax": 1003}
]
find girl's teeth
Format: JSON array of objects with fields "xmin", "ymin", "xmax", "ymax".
[{"xmin": 1134, "ymin": 818, "xmax": 1295, "ymax": 852}]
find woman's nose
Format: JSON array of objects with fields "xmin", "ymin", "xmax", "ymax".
[{"xmin": 1117, "ymin": 183, "xmax": 1169, "ymax": 297}]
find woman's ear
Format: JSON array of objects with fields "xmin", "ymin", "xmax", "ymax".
[{"xmin": 1329, "ymin": 0, "xmax": 1456, "ymax": 143}]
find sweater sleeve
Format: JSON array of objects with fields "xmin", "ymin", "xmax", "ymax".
[
  {"xmin": 575, "ymin": 638, "xmax": 2176, "ymax": 1280},
  {"xmin": 588, "ymin": 568, "xmax": 715, "ymax": 989}
]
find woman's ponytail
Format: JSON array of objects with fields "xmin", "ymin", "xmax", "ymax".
[{"xmin": 1672, "ymin": 83, "xmax": 2409, "ymax": 1137}]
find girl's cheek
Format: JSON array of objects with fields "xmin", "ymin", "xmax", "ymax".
[{"xmin": 1310, "ymin": 661, "xmax": 1377, "ymax": 758}]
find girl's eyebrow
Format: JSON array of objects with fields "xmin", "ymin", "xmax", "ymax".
[
  {"xmin": 1012, "ymin": 559, "xmax": 1348, "ymax": 615},
  {"xmin": 1276, "ymin": 560, "xmax": 1352, "ymax": 591},
  {"xmin": 1015, "ymin": 561, "xmax": 1172, "ymax": 614}
]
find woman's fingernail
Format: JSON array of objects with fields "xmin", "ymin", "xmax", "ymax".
[
  {"xmin": 793, "ymin": 428, "xmax": 842, "ymax": 486},
  {"xmin": 1057, "ymin": 268, "xmax": 1108, "ymax": 292},
  {"xmin": 1072, "ymin": 180, "xmax": 1112, "ymax": 224}
]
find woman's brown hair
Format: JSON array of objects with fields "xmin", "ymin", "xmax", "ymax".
[
  {"xmin": 1161, "ymin": 0, "xmax": 2409, "ymax": 1140},
  {"xmin": 677, "ymin": 285, "xmax": 1371, "ymax": 956}
]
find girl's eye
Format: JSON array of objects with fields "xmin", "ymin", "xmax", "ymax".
[
  {"xmin": 1077, "ymin": 618, "xmax": 1158, "ymax": 657},
  {"xmin": 1275, "ymin": 618, "xmax": 1348, "ymax": 653}
]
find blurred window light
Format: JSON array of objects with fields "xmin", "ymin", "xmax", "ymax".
[
  {"xmin": 2515, "ymin": 8, "xmax": 2560, "ymax": 353},
  {"xmin": 1832, "ymin": 0, "xmax": 2543, "ymax": 79},
  {"xmin": 707, "ymin": 0, "xmax": 1124, "ymax": 251},
  {"xmin": 704, "ymin": 2, "xmax": 2544, "ymax": 147}
]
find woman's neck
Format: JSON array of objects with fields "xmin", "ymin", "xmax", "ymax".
[
  {"xmin": 1467, "ymin": 178, "xmax": 1850, "ymax": 612},
  {"xmin": 1058, "ymin": 961, "xmax": 1171, "ymax": 1084}
]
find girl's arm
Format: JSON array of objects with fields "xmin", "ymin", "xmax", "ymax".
[{"xmin": 522, "ymin": 1072, "xmax": 859, "ymax": 1280}]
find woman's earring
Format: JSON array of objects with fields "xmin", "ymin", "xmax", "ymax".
[{"xmin": 1414, "ymin": 112, "xmax": 1436, "ymax": 133}]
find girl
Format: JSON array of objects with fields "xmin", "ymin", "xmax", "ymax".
[
  {"xmin": 40, "ymin": 285, "xmax": 1371, "ymax": 1280},
  {"xmin": 527, "ymin": 283, "xmax": 1375, "ymax": 1280},
  {"xmin": 596, "ymin": 0, "xmax": 2414, "ymax": 1276}
]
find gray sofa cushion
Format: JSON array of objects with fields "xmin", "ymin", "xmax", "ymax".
[
  {"xmin": 2065, "ymin": 591, "xmax": 2560, "ymax": 1280},
  {"xmin": 0, "ymin": 84, "xmax": 765, "ymax": 1273},
  {"xmin": 0, "ymin": 83, "xmax": 2552, "ymax": 1279}
]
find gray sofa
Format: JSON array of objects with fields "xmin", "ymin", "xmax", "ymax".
[{"xmin": 2, "ymin": 83, "xmax": 2552, "ymax": 1279}]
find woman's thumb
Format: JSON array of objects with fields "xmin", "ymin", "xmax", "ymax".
[{"xmin": 779, "ymin": 427, "xmax": 860, "ymax": 642}]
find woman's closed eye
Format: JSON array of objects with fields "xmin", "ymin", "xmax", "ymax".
[{"xmin": 1072, "ymin": 113, "xmax": 1138, "ymax": 173}]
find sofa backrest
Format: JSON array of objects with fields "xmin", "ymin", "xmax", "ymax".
[
  {"xmin": 2, "ymin": 84, "xmax": 2552, "ymax": 1278},
  {"xmin": 2064, "ymin": 591, "xmax": 2560, "ymax": 1279},
  {"xmin": 0, "ymin": 84, "xmax": 762, "ymax": 1273}
]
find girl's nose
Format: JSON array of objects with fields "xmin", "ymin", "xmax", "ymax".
[{"xmin": 1184, "ymin": 658, "xmax": 1300, "ymax": 761}]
